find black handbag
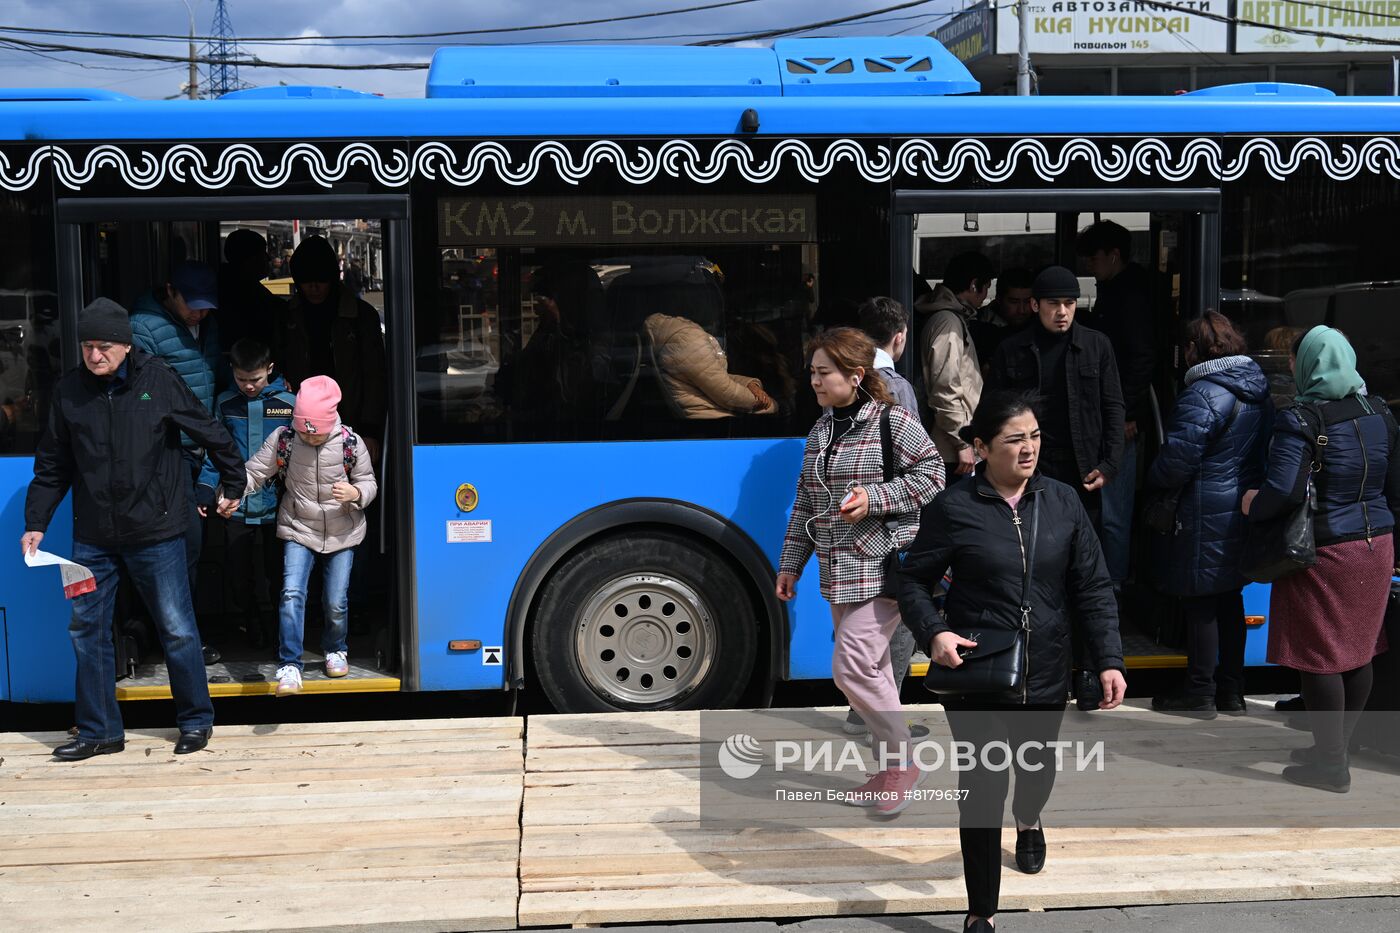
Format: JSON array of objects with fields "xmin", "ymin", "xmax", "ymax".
[
  {"xmin": 1240, "ymin": 404, "xmax": 1322, "ymax": 584},
  {"xmin": 923, "ymin": 500, "xmax": 1038, "ymax": 698}
]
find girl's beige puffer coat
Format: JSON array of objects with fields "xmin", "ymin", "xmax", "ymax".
[{"xmin": 244, "ymin": 420, "xmax": 377, "ymax": 555}]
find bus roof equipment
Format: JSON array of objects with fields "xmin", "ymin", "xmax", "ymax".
[{"xmin": 425, "ymin": 38, "xmax": 979, "ymax": 99}]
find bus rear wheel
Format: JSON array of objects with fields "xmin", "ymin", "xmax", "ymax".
[{"xmin": 530, "ymin": 532, "xmax": 758, "ymax": 713}]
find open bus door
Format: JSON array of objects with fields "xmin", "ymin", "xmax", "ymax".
[
  {"xmin": 50, "ymin": 195, "xmax": 415, "ymax": 701},
  {"xmin": 892, "ymin": 188, "xmax": 1272, "ymax": 673}
]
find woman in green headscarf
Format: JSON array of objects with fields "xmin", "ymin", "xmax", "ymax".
[{"xmin": 1243, "ymin": 325, "xmax": 1400, "ymax": 794}]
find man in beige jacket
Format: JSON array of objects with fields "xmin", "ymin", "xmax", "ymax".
[{"xmin": 917, "ymin": 251, "xmax": 995, "ymax": 473}]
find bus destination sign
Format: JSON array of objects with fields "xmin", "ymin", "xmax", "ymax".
[{"xmin": 439, "ymin": 195, "xmax": 817, "ymax": 246}]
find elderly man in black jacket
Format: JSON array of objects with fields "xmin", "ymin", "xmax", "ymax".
[
  {"xmin": 21, "ymin": 299, "xmax": 246, "ymax": 761},
  {"xmin": 988, "ymin": 266, "xmax": 1125, "ymax": 529}
]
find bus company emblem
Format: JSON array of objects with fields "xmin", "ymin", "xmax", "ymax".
[{"xmin": 455, "ymin": 483, "xmax": 479, "ymax": 512}]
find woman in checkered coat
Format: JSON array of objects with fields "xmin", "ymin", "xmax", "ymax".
[{"xmin": 777, "ymin": 327, "xmax": 946, "ymax": 816}]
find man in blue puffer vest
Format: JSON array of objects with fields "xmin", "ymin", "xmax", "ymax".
[
  {"xmin": 131, "ymin": 260, "xmax": 223, "ymax": 663},
  {"xmin": 197, "ymin": 338, "xmax": 296, "ymax": 649}
]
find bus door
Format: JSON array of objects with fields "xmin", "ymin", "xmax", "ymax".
[
  {"xmin": 892, "ymin": 188, "xmax": 1252, "ymax": 671},
  {"xmin": 39, "ymin": 195, "xmax": 417, "ymax": 703}
]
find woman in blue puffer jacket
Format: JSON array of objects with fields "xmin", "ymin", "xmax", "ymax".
[{"xmin": 1147, "ymin": 313, "xmax": 1272, "ymax": 717}]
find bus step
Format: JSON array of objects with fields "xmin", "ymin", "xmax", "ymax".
[{"xmin": 115, "ymin": 657, "xmax": 400, "ymax": 700}]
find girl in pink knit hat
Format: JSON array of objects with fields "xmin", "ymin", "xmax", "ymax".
[{"xmin": 230, "ymin": 375, "xmax": 378, "ymax": 695}]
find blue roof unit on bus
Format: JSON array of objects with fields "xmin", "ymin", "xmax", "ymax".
[
  {"xmin": 425, "ymin": 38, "xmax": 978, "ymax": 99},
  {"xmin": 219, "ymin": 85, "xmax": 383, "ymax": 100},
  {"xmin": 1186, "ymin": 82, "xmax": 1336, "ymax": 99}
]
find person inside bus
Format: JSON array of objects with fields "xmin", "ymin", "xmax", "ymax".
[
  {"xmin": 987, "ymin": 266, "xmax": 1123, "ymax": 709},
  {"xmin": 130, "ymin": 260, "xmax": 224, "ymax": 665},
  {"xmin": 895, "ymin": 389, "xmax": 1126, "ymax": 933},
  {"xmin": 499, "ymin": 261, "xmax": 610, "ymax": 430},
  {"xmin": 23, "ymin": 298, "xmax": 246, "ymax": 759},
  {"xmin": 1146, "ymin": 313, "xmax": 1271, "ymax": 718},
  {"xmin": 988, "ymin": 265, "xmax": 1124, "ymax": 531},
  {"xmin": 280, "ymin": 236, "xmax": 386, "ymax": 468},
  {"xmin": 644, "ymin": 311, "xmax": 777, "ymax": 419},
  {"xmin": 218, "ymin": 229, "xmax": 284, "ymax": 355},
  {"xmin": 917, "ymin": 252, "xmax": 993, "ymax": 478},
  {"xmin": 1243, "ymin": 326, "xmax": 1400, "ymax": 793},
  {"xmin": 232, "ymin": 375, "xmax": 377, "ymax": 697},
  {"xmin": 969, "ymin": 266, "xmax": 1034, "ymax": 370},
  {"xmin": 196, "ymin": 338, "xmax": 298, "ymax": 650},
  {"xmin": 776, "ymin": 327, "xmax": 945, "ymax": 817},
  {"xmin": 1078, "ymin": 221, "xmax": 1157, "ymax": 600}
]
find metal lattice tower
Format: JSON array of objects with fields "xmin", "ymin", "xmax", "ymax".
[{"xmin": 200, "ymin": 0, "xmax": 252, "ymax": 98}]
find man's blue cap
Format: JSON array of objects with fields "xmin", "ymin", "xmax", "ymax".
[{"xmin": 172, "ymin": 261, "xmax": 218, "ymax": 310}]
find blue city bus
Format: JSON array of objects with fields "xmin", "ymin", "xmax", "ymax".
[{"xmin": 1, "ymin": 37, "xmax": 1396, "ymax": 712}]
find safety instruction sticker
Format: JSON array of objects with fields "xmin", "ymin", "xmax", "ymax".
[
  {"xmin": 447, "ymin": 519, "xmax": 492, "ymax": 543},
  {"xmin": 482, "ymin": 646, "xmax": 503, "ymax": 666}
]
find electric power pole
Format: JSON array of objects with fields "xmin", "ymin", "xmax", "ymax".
[
  {"xmin": 1016, "ymin": 1, "xmax": 1031, "ymax": 96},
  {"xmin": 202, "ymin": 0, "xmax": 252, "ymax": 98},
  {"xmin": 180, "ymin": 0, "xmax": 198, "ymax": 99}
]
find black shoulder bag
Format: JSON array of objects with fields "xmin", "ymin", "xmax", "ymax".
[
  {"xmin": 923, "ymin": 499, "xmax": 1038, "ymax": 699},
  {"xmin": 877, "ymin": 405, "xmax": 904, "ymax": 593},
  {"xmin": 1240, "ymin": 404, "xmax": 1323, "ymax": 583}
]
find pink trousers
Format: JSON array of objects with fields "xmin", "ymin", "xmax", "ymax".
[{"xmin": 831, "ymin": 597, "xmax": 912, "ymax": 755}]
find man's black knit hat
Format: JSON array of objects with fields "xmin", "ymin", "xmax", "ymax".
[
  {"xmin": 77, "ymin": 297, "xmax": 133, "ymax": 344},
  {"xmin": 1032, "ymin": 265, "xmax": 1081, "ymax": 300}
]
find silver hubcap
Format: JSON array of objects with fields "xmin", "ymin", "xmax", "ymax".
[{"xmin": 575, "ymin": 574, "xmax": 716, "ymax": 706}]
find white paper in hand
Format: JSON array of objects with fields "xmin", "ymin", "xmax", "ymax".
[{"xmin": 25, "ymin": 549, "xmax": 97, "ymax": 599}]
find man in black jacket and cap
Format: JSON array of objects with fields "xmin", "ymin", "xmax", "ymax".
[
  {"xmin": 988, "ymin": 266, "xmax": 1125, "ymax": 528},
  {"xmin": 21, "ymin": 299, "xmax": 247, "ymax": 760}
]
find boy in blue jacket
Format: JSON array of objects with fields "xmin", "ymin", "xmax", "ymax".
[{"xmin": 197, "ymin": 338, "xmax": 297, "ymax": 648}]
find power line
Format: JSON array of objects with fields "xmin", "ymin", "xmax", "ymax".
[
  {"xmin": 0, "ymin": 1, "xmax": 769, "ymax": 44},
  {"xmin": 0, "ymin": 35, "xmax": 429, "ymax": 70},
  {"xmin": 692, "ymin": 0, "xmax": 945, "ymax": 45}
]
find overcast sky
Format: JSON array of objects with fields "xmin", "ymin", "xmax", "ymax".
[{"xmin": 0, "ymin": 1, "xmax": 960, "ymax": 99}]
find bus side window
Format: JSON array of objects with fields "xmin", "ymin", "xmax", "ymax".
[{"xmin": 0, "ymin": 189, "xmax": 61, "ymax": 456}]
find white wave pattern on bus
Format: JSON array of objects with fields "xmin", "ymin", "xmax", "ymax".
[{"xmin": 2, "ymin": 136, "xmax": 1400, "ymax": 192}]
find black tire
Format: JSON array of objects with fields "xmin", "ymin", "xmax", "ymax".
[{"xmin": 530, "ymin": 530, "xmax": 759, "ymax": 713}]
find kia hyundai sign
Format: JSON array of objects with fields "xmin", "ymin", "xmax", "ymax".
[{"xmin": 995, "ymin": 0, "xmax": 1228, "ymax": 54}]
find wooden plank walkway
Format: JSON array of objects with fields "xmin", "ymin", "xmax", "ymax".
[
  {"xmin": 519, "ymin": 703, "xmax": 1400, "ymax": 927},
  {"xmin": 5, "ymin": 703, "xmax": 1400, "ymax": 931},
  {"xmin": 0, "ymin": 718, "xmax": 523, "ymax": 933}
]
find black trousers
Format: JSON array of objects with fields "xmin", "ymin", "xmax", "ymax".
[
  {"xmin": 944, "ymin": 702, "xmax": 1067, "ymax": 919},
  {"xmin": 224, "ymin": 519, "xmax": 281, "ymax": 637},
  {"xmin": 1182, "ymin": 589, "xmax": 1247, "ymax": 698}
]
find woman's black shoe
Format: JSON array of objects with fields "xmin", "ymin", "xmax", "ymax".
[
  {"xmin": 965, "ymin": 916, "xmax": 995, "ymax": 932},
  {"xmin": 53, "ymin": 738, "xmax": 124, "ymax": 761},
  {"xmin": 1282, "ymin": 761, "xmax": 1350, "ymax": 793},
  {"xmin": 1216, "ymin": 693, "xmax": 1247, "ymax": 716},
  {"xmin": 1275, "ymin": 695, "xmax": 1306, "ymax": 712},
  {"xmin": 202, "ymin": 644, "xmax": 222, "ymax": 665},
  {"xmin": 1151, "ymin": 693, "xmax": 1217, "ymax": 718},
  {"xmin": 1015, "ymin": 823, "xmax": 1046, "ymax": 874}
]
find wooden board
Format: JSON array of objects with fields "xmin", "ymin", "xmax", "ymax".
[
  {"xmin": 517, "ymin": 702, "xmax": 1400, "ymax": 927},
  {"xmin": 0, "ymin": 717, "xmax": 524, "ymax": 933}
]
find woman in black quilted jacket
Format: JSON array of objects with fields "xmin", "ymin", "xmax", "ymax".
[
  {"xmin": 1147, "ymin": 313, "xmax": 1272, "ymax": 717},
  {"xmin": 895, "ymin": 389, "xmax": 1125, "ymax": 933}
]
